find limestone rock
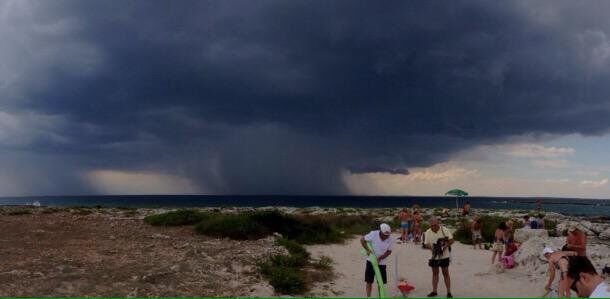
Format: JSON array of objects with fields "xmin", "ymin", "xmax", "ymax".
[
  {"xmin": 514, "ymin": 228, "xmax": 548, "ymax": 243},
  {"xmin": 599, "ymin": 228, "xmax": 610, "ymax": 240}
]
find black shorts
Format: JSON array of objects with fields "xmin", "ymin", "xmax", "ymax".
[
  {"xmin": 428, "ymin": 258, "xmax": 450, "ymax": 268},
  {"xmin": 365, "ymin": 261, "xmax": 387, "ymax": 284}
]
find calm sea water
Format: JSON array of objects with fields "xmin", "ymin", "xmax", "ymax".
[{"xmin": 1, "ymin": 195, "xmax": 609, "ymax": 216}]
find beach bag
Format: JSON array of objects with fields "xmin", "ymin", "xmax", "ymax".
[
  {"xmin": 505, "ymin": 243, "xmax": 518, "ymax": 256},
  {"xmin": 501, "ymin": 255, "xmax": 515, "ymax": 269}
]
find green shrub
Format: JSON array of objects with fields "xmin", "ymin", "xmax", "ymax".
[
  {"xmin": 41, "ymin": 207, "xmax": 63, "ymax": 214},
  {"xmin": 71, "ymin": 208, "xmax": 93, "ymax": 215},
  {"xmin": 268, "ymin": 267, "xmax": 308, "ymax": 294},
  {"xmin": 195, "ymin": 213, "xmax": 269, "ymax": 240},
  {"xmin": 195, "ymin": 210, "xmax": 372, "ymax": 244},
  {"xmin": 276, "ymin": 238, "xmax": 310, "ymax": 261},
  {"xmin": 420, "ymin": 221, "xmax": 430, "ymax": 232},
  {"xmin": 544, "ymin": 219, "xmax": 557, "ymax": 231},
  {"xmin": 145, "ymin": 209, "xmax": 210, "ymax": 226},
  {"xmin": 8, "ymin": 209, "xmax": 32, "ymax": 215},
  {"xmin": 453, "ymin": 219, "xmax": 473, "ymax": 244},
  {"xmin": 311, "ymin": 256, "xmax": 333, "ymax": 271}
]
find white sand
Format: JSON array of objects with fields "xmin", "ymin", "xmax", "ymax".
[{"xmin": 307, "ymin": 233, "xmax": 545, "ymax": 298}]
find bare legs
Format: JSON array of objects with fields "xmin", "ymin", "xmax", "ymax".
[{"xmin": 431, "ymin": 266, "xmax": 451, "ymax": 294}]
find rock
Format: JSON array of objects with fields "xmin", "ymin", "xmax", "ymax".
[
  {"xmin": 2, "ymin": 270, "xmax": 30, "ymax": 276},
  {"xmin": 514, "ymin": 228, "xmax": 548, "ymax": 243},
  {"xmin": 599, "ymin": 228, "xmax": 610, "ymax": 240},
  {"xmin": 170, "ymin": 265, "xmax": 180, "ymax": 272},
  {"xmin": 150, "ymin": 233, "xmax": 170, "ymax": 239}
]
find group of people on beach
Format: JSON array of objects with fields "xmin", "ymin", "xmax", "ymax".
[
  {"xmin": 361, "ymin": 212, "xmax": 455, "ymax": 298},
  {"xmin": 359, "ymin": 204, "xmax": 609, "ymax": 298},
  {"xmin": 397, "ymin": 207, "xmax": 423, "ymax": 243},
  {"xmin": 541, "ymin": 225, "xmax": 609, "ymax": 298}
]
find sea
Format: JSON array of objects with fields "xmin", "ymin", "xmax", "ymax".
[{"xmin": 0, "ymin": 195, "xmax": 609, "ymax": 217}]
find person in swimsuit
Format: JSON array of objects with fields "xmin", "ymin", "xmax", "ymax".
[
  {"xmin": 565, "ymin": 227, "xmax": 587, "ymax": 256},
  {"xmin": 543, "ymin": 247, "xmax": 578, "ymax": 297},
  {"xmin": 471, "ymin": 218, "xmax": 483, "ymax": 250},
  {"xmin": 462, "ymin": 201, "xmax": 471, "ymax": 216},
  {"xmin": 491, "ymin": 222, "xmax": 507, "ymax": 264},
  {"xmin": 412, "ymin": 210, "xmax": 423, "ymax": 243},
  {"xmin": 398, "ymin": 208, "xmax": 411, "ymax": 241}
]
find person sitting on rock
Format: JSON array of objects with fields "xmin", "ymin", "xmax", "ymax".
[
  {"xmin": 564, "ymin": 227, "xmax": 587, "ymax": 256},
  {"xmin": 543, "ymin": 247, "xmax": 578, "ymax": 297}
]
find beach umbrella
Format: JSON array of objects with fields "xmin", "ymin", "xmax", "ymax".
[{"xmin": 445, "ymin": 189, "xmax": 468, "ymax": 210}]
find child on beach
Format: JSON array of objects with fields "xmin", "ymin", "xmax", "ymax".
[
  {"xmin": 471, "ymin": 218, "xmax": 483, "ymax": 250},
  {"xmin": 412, "ymin": 211, "xmax": 422, "ymax": 243},
  {"xmin": 491, "ymin": 222, "xmax": 508, "ymax": 264},
  {"xmin": 398, "ymin": 208, "xmax": 411, "ymax": 242}
]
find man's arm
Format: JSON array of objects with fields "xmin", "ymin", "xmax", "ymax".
[
  {"xmin": 360, "ymin": 236, "xmax": 372, "ymax": 255},
  {"xmin": 378, "ymin": 250, "xmax": 392, "ymax": 261},
  {"xmin": 423, "ymin": 231, "xmax": 432, "ymax": 250}
]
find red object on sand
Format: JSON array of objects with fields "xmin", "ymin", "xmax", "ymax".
[{"xmin": 398, "ymin": 283, "xmax": 415, "ymax": 292}]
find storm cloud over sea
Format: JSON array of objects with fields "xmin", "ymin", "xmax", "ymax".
[{"xmin": 2, "ymin": 1, "xmax": 610, "ymax": 195}]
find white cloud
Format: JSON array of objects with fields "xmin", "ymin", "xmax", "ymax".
[
  {"xmin": 545, "ymin": 178, "xmax": 570, "ymax": 183},
  {"xmin": 579, "ymin": 178, "xmax": 608, "ymax": 188},
  {"xmin": 531, "ymin": 159, "xmax": 569, "ymax": 169},
  {"xmin": 505, "ymin": 144, "xmax": 575, "ymax": 158},
  {"xmin": 85, "ymin": 170, "xmax": 200, "ymax": 195},
  {"xmin": 405, "ymin": 167, "xmax": 479, "ymax": 182}
]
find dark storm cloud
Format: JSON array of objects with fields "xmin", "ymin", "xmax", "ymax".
[{"xmin": 3, "ymin": 0, "xmax": 610, "ymax": 195}]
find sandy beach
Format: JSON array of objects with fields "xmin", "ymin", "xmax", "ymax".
[{"xmin": 307, "ymin": 235, "xmax": 543, "ymax": 297}]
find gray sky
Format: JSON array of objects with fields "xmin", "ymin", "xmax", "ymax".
[{"xmin": 2, "ymin": 1, "xmax": 610, "ymax": 197}]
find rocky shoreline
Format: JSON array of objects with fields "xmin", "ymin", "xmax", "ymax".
[{"xmin": 0, "ymin": 205, "xmax": 608, "ymax": 297}]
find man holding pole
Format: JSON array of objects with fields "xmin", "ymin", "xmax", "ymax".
[{"xmin": 361, "ymin": 223, "xmax": 394, "ymax": 297}]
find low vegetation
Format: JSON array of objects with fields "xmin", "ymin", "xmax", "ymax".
[
  {"xmin": 194, "ymin": 210, "xmax": 376, "ymax": 244},
  {"xmin": 7, "ymin": 209, "xmax": 33, "ymax": 216},
  {"xmin": 144, "ymin": 209, "xmax": 211, "ymax": 226},
  {"xmin": 147, "ymin": 209, "xmax": 374, "ymax": 294},
  {"xmin": 258, "ymin": 238, "xmax": 332, "ymax": 294}
]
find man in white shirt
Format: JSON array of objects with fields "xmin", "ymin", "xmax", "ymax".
[
  {"xmin": 360, "ymin": 223, "xmax": 394, "ymax": 297},
  {"xmin": 424, "ymin": 217, "xmax": 454, "ymax": 298},
  {"xmin": 567, "ymin": 256, "xmax": 610, "ymax": 298}
]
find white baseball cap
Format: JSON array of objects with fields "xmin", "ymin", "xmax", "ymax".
[
  {"xmin": 542, "ymin": 247, "xmax": 554, "ymax": 255},
  {"xmin": 380, "ymin": 223, "xmax": 391, "ymax": 235}
]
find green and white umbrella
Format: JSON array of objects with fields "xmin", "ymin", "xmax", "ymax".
[{"xmin": 445, "ymin": 189, "xmax": 469, "ymax": 210}]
